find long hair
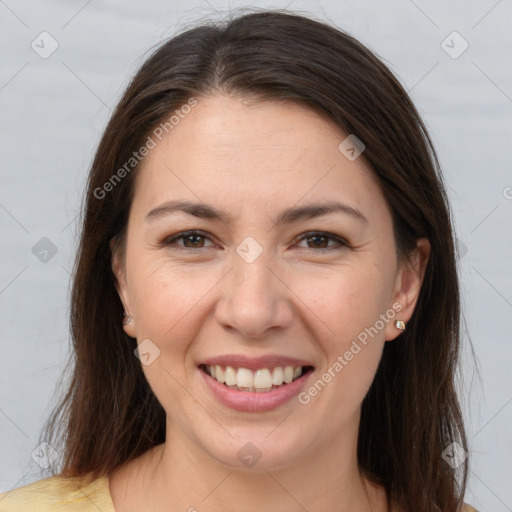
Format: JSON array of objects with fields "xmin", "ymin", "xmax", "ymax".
[{"xmin": 41, "ymin": 9, "xmax": 468, "ymax": 511}]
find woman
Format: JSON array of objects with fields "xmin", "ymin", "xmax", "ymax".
[{"xmin": 0, "ymin": 9, "xmax": 478, "ymax": 512}]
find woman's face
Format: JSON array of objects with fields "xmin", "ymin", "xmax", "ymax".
[{"xmin": 113, "ymin": 94, "xmax": 429, "ymax": 471}]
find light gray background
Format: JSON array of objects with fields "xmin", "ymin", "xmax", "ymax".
[{"xmin": 1, "ymin": 1, "xmax": 511, "ymax": 510}]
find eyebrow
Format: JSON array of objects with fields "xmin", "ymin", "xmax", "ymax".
[{"xmin": 145, "ymin": 199, "xmax": 368, "ymax": 225}]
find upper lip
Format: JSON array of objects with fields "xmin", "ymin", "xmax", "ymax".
[{"xmin": 199, "ymin": 354, "xmax": 315, "ymax": 371}]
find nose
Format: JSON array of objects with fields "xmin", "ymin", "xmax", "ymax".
[{"xmin": 214, "ymin": 253, "xmax": 294, "ymax": 339}]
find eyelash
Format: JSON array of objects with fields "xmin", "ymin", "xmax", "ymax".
[{"xmin": 161, "ymin": 230, "xmax": 349, "ymax": 253}]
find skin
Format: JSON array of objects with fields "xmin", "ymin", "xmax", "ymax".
[{"xmin": 110, "ymin": 94, "xmax": 430, "ymax": 512}]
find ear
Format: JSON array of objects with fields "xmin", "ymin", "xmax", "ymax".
[
  {"xmin": 385, "ymin": 237, "xmax": 431, "ymax": 341},
  {"xmin": 110, "ymin": 237, "xmax": 137, "ymax": 338}
]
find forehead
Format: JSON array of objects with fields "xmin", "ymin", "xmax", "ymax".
[{"xmin": 130, "ymin": 94, "xmax": 390, "ymax": 227}]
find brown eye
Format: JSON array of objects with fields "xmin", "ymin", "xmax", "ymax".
[
  {"xmin": 296, "ymin": 231, "xmax": 348, "ymax": 251},
  {"xmin": 305, "ymin": 234, "xmax": 329, "ymax": 248},
  {"xmin": 182, "ymin": 234, "xmax": 206, "ymax": 248},
  {"xmin": 163, "ymin": 231, "xmax": 215, "ymax": 250}
]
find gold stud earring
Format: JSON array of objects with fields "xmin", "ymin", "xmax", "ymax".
[{"xmin": 395, "ymin": 320, "xmax": 406, "ymax": 330}]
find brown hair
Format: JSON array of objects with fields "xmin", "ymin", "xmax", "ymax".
[{"xmin": 41, "ymin": 9, "xmax": 469, "ymax": 511}]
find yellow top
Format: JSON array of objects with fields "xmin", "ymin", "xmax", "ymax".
[
  {"xmin": 0, "ymin": 474, "xmax": 480, "ymax": 511},
  {"xmin": 0, "ymin": 475, "xmax": 115, "ymax": 511}
]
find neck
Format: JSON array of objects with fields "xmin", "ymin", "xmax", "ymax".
[{"xmin": 115, "ymin": 421, "xmax": 388, "ymax": 512}]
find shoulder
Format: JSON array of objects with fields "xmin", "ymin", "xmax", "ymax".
[{"xmin": 0, "ymin": 473, "xmax": 115, "ymax": 511}]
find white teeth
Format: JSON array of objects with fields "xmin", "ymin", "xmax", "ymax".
[
  {"xmin": 204, "ymin": 364, "xmax": 307, "ymax": 392},
  {"xmin": 236, "ymin": 368, "xmax": 253, "ymax": 388},
  {"xmin": 272, "ymin": 367, "xmax": 284, "ymax": 385},
  {"xmin": 224, "ymin": 366, "xmax": 237, "ymax": 386},
  {"xmin": 283, "ymin": 366, "xmax": 294, "ymax": 383},
  {"xmin": 253, "ymin": 369, "xmax": 273, "ymax": 389},
  {"xmin": 215, "ymin": 365, "xmax": 224, "ymax": 383}
]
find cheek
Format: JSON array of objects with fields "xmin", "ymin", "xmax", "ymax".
[
  {"xmin": 291, "ymin": 263, "xmax": 392, "ymax": 406},
  {"xmin": 128, "ymin": 263, "xmax": 217, "ymax": 413},
  {"xmin": 293, "ymin": 268, "xmax": 390, "ymax": 424},
  {"xmin": 129, "ymin": 261, "xmax": 220, "ymax": 343},
  {"xmin": 290, "ymin": 261, "xmax": 392, "ymax": 347},
  {"xmin": 302, "ymin": 264, "xmax": 394, "ymax": 408}
]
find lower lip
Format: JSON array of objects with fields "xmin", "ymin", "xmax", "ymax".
[{"xmin": 199, "ymin": 367, "xmax": 313, "ymax": 412}]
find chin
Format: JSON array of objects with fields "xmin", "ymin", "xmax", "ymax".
[{"xmin": 201, "ymin": 428, "xmax": 311, "ymax": 473}]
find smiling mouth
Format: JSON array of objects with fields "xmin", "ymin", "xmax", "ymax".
[{"xmin": 199, "ymin": 363, "xmax": 314, "ymax": 393}]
